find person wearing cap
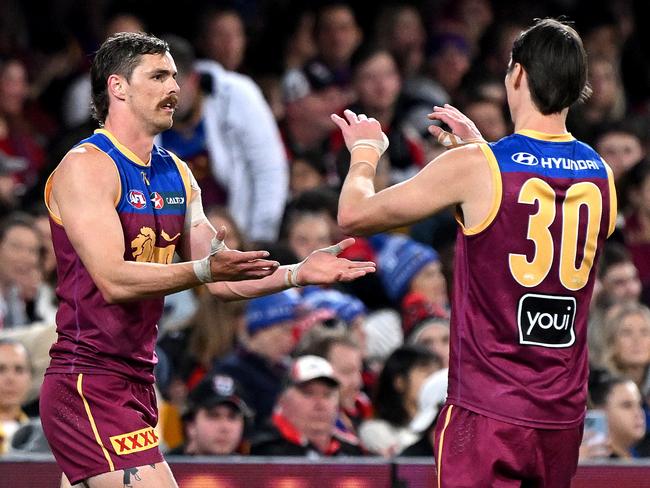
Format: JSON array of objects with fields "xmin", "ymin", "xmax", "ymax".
[
  {"xmin": 296, "ymin": 327, "xmax": 371, "ymax": 438},
  {"xmin": 213, "ymin": 290, "xmax": 302, "ymax": 429},
  {"xmin": 168, "ymin": 374, "xmax": 251, "ymax": 456},
  {"xmin": 250, "ymin": 355, "xmax": 363, "ymax": 457}
]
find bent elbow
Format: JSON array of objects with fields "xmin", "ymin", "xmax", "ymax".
[
  {"xmin": 97, "ymin": 281, "xmax": 131, "ymax": 304},
  {"xmin": 337, "ymin": 208, "xmax": 366, "ymax": 236}
]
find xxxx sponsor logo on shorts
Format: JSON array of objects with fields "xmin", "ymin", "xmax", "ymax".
[{"xmin": 109, "ymin": 427, "xmax": 159, "ymax": 455}]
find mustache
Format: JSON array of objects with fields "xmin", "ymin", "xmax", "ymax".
[{"xmin": 158, "ymin": 95, "xmax": 178, "ymax": 108}]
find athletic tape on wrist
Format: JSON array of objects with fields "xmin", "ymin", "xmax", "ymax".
[
  {"xmin": 351, "ymin": 133, "xmax": 390, "ymax": 157},
  {"xmin": 194, "ymin": 236, "xmax": 228, "ymax": 283}
]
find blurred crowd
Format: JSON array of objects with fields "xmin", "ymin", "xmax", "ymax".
[{"xmin": 1, "ymin": 0, "xmax": 650, "ymax": 463}]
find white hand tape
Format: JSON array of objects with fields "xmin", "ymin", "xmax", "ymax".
[{"xmin": 351, "ymin": 133, "xmax": 390, "ymax": 157}]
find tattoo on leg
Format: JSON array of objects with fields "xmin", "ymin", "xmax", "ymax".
[
  {"xmin": 150, "ymin": 464, "xmax": 156, "ymax": 469},
  {"xmin": 122, "ymin": 467, "xmax": 141, "ymax": 487}
]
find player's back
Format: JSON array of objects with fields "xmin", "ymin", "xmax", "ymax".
[{"xmin": 447, "ymin": 130, "xmax": 616, "ymax": 429}]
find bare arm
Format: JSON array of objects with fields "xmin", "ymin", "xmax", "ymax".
[
  {"xmin": 50, "ymin": 147, "xmax": 277, "ymax": 303},
  {"xmin": 333, "ymin": 109, "xmax": 494, "ymax": 235},
  {"xmin": 183, "ymin": 220, "xmax": 376, "ymax": 301}
]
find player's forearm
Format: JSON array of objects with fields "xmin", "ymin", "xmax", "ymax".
[
  {"xmin": 95, "ymin": 260, "xmax": 203, "ymax": 303},
  {"xmin": 206, "ymin": 265, "xmax": 292, "ymax": 301},
  {"xmin": 338, "ymin": 150, "xmax": 388, "ymax": 235}
]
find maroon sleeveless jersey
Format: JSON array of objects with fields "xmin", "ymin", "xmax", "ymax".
[
  {"xmin": 44, "ymin": 130, "xmax": 191, "ymax": 383},
  {"xmin": 447, "ymin": 130, "xmax": 616, "ymax": 429}
]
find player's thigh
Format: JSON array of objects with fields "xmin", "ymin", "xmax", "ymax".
[{"xmin": 83, "ymin": 462, "xmax": 178, "ymax": 488}]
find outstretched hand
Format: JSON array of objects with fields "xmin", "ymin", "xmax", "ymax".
[
  {"xmin": 294, "ymin": 238, "xmax": 376, "ymax": 286},
  {"xmin": 427, "ymin": 104, "xmax": 486, "ymax": 148},
  {"xmin": 208, "ymin": 226, "xmax": 279, "ymax": 281}
]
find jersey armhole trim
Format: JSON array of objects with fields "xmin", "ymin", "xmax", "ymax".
[
  {"xmin": 168, "ymin": 152, "xmax": 193, "ymax": 204},
  {"xmin": 457, "ymin": 144, "xmax": 502, "ymax": 236},
  {"xmin": 44, "ymin": 143, "xmax": 121, "ymax": 227},
  {"xmin": 604, "ymin": 162, "xmax": 617, "ymax": 237}
]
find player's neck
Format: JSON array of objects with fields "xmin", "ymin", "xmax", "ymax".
[
  {"xmin": 103, "ymin": 117, "xmax": 155, "ymax": 164},
  {"xmin": 513, "ymin": 107, "xmax": 569, "ymax": 136}
]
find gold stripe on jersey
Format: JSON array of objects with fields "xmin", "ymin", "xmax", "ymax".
[
  {"xmin": 603, "ymin": 162, "xmax": 618, "ymax": 237},
  {"xmin": 437, "ymin": 405, "xmax": 454, "ymax": 488},
  {"xmin": 516, "ymin": 129, "xmax": 575, "ymax": 142},
  {"xmin": 44, "ymin": 143, "xmax": 122, "ymax": 227},
  {"xmin": 95, "ymin": 129, "xmax": 151, "ymax": 167},
  {"xmin": 457, "ymin": 143, "xmax": 503, "ymax": 236},
  {"xmin": 76, "ymin": 374, "xmax": 115, "ymax": 472}
]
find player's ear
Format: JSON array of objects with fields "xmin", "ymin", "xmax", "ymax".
[
  {"xmin": 512, "ymin": 63, "xmax": 524, "ymax": 89},
  {"xmin": 108, "ymin": 74, "xmax": 127, "ymax": 100}
]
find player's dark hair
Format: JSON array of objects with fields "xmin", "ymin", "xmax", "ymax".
[
  {"xmin": 91, "ymin": 32, "xmax": 169, "ymax": 125},
  {"xmin": 373, "ymin": 345, "xmax": 439, "ymax": 427},
  {"xmin": 509, "ymin": 18, "xmax": 592, "ymax": 114}
]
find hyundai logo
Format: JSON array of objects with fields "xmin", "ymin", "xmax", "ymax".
[{"xmin": 512, "ymin": 152, "xmax": 539, "ymax": 166}]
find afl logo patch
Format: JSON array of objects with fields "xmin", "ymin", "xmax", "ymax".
[
  {"xmin": 128, "ymin": 190, "xmax": 147, "ymax": 209},
  {"xmin": 150, "ymin": 192, "xmax": 164, "ymax": 210},
  {"xmin": 512, "ymin": 152, "xmax": 539, "ymax": 166}
]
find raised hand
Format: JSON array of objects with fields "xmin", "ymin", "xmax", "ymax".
[
  {"xmin": 293, "ymin": 238, "xmax": 376, "ymax": 286},
  {"xmin": 427, "ymin": 104, "xmax": 486, "ymax": 148},
  {"xmin": 331, "ymin": 109, "xmax": 389, "ymax": 163}
]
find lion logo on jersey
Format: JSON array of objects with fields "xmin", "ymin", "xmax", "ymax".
[{"xmin": 131, "ymin": 227, "xmax": 180, "ymax": 264}]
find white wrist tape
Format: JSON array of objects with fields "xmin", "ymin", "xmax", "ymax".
[
  {"xmin": 193, "ymin": 236, "xmax": 227, "ymax": 283},
  {"xmin": 437, "ymin": 130, "xmax": 486, "ymax": 149},
  {"xmin": 284, "ymin": 243, "xmax": 343, "ymax": 288},
  {"xmin": 351, "ymin": 133, "xmax": 390, "ymax": 157}
]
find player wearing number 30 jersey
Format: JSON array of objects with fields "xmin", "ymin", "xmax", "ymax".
[{"xmin": 334, "ymin": 18, "xmax": 615, "ymax": 488}]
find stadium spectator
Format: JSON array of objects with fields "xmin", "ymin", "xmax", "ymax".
[
  {"xmin": 621, "ymin": 161, "xmax": 650, "ymax": 302},
  {"xmin": 589, "ymin": 243, "xmax": 643, "ymax": 367},
  {"xmin": 359, "ymin": 345, "xmax": 439, "ymax": 457},
  {"xmin": 462, "ymin": 96, "xmax": 508, "ymax": 142},
  {"xmin": 589, "ymin": 376, "xmax": 646, "ymax": 459},
  {"xmin": 289, "ymin": 151, "xmax": 329, "ymax": 198},
  {"xmin": 194, "ymin": 6, "xmax": 247, "ymax": 72},
  {"xmin": 284, "ymin": 209, "xmax": 333, "ymax": 261},
  {"xmin": 602, "ymin": 303, "xmax": 650, "ymax": 394},
  {"xmin": 0, "ymin": 339, "xmax": 31, "ymax": 455},
  {"xmin": 250, "ymin": 355, "xmax": 363, "ymax": 457},
  {"xmin": 159, "ymin": 35, "xmax": 288, "ymax": 243},
  {"xmin": 406, "ymin": 317, "xmax": 450, "ymax": 369},
  {"xmin": 296, "ymin": 327, "xmax": 371, "ymax": 437},
  {"xmin": 0, "ymin": 213, "xmax": 42, "ymax": 328},
  {"xmin": 213, "ymin": 290, "xmax": 302, "ymax": 429},
  {"xmin": 169, "ymin": 374, "xmax": 252, "ymax": 456}
]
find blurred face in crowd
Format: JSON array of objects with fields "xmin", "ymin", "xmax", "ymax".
[
  {"xmin": 249, "ymin": 320, "xmax": 296, "ymax": 363},
  {"xmin": 327, "ymin": 343, "xmax": 363, "ymax": 411},
  {"xmin": 601, "ymin": 262, "xmax": 642, "ymax": 306},
  {"xmin": 612, "ymin": 311, "xmax": 650, "ymax": 369},
  {"xmin": 596, "ymin": 131, "xmax": 644, "ymax": 180},
  {"xmin": 353, "ymin": 51, "xmax": 401, "ymax": 114},
  {"xmin": 0, "ymin": 224, "xmax": 40, "ymax": 287},
  {"xmin": 430, "ymin": 43, "xmax": 470, "ymax": 93},
  {"xmin": 316, "ymin": 6, "xmax": 361, "ymax": 68},
  {"xmin": 410, "ymin": 261, "xmax": 448, "ymax": 309},
  {"xmin": 413, "ymin": 322, "xmax": 450, "ymax": 369},
  {"xmin": 288, "ymin": 213, "xmax": 331, "ymax": 260},
  {"xmin": 390, "ymin": 7, "xmax": 426, "ymax": 56},
  {"xmin": 207, "ymin": 207, "xmax": 243, "ymax": 250},
  {"xmin": 186, "ymin": 404, "xmax": 244, "ymax": 455},
  {"xmin": 0, "ymin": 60, "xmax": 29, "ymax": 116},
  {"xmin": 290, "ymin": 157, "xmax": 325, "ymax": 196},
  {"xmin": 464, "ymin": 100, "xmax": 508, "ymax": 142},
  {"xmin": 589, "ymin": 58, "xmax": 620, "ymax": 111},
  {"xmin": 0, "ymin": 342, "xmax": 31, "ymax": 417},
  {"xmin": 201, "ymin": 11, "xmax": 246, "ymax": 71},
  {"xmin": 400, "ymin": 362, "xmax": 439, "ymax": 418},
  {"xmin": 281, "ymin": 380, "xmax": 339, "ymax": 437},
  {"xmin": 632, "ymin": 172, "xmax": 650, "ymax": 215},
  {"xmin": 105, "ymin": 13, "xmax": 144, "ymax": 37},
  {"xmin": 605, "ymin": 381, "xmax": 645, "ymax": 454}
]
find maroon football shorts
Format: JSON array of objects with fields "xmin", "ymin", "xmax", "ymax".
[
  {"xmin": 433, "ymin": 404, "xmax": 583, "ymax": 488},
  {"xmin": 40, "ymin": 373, "xmax": 163, "ymax": 485}
]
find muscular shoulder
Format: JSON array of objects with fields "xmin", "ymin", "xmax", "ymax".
[{"xmin": 52, "ymin": 144, "xmax": 120, "ymax": 199}]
